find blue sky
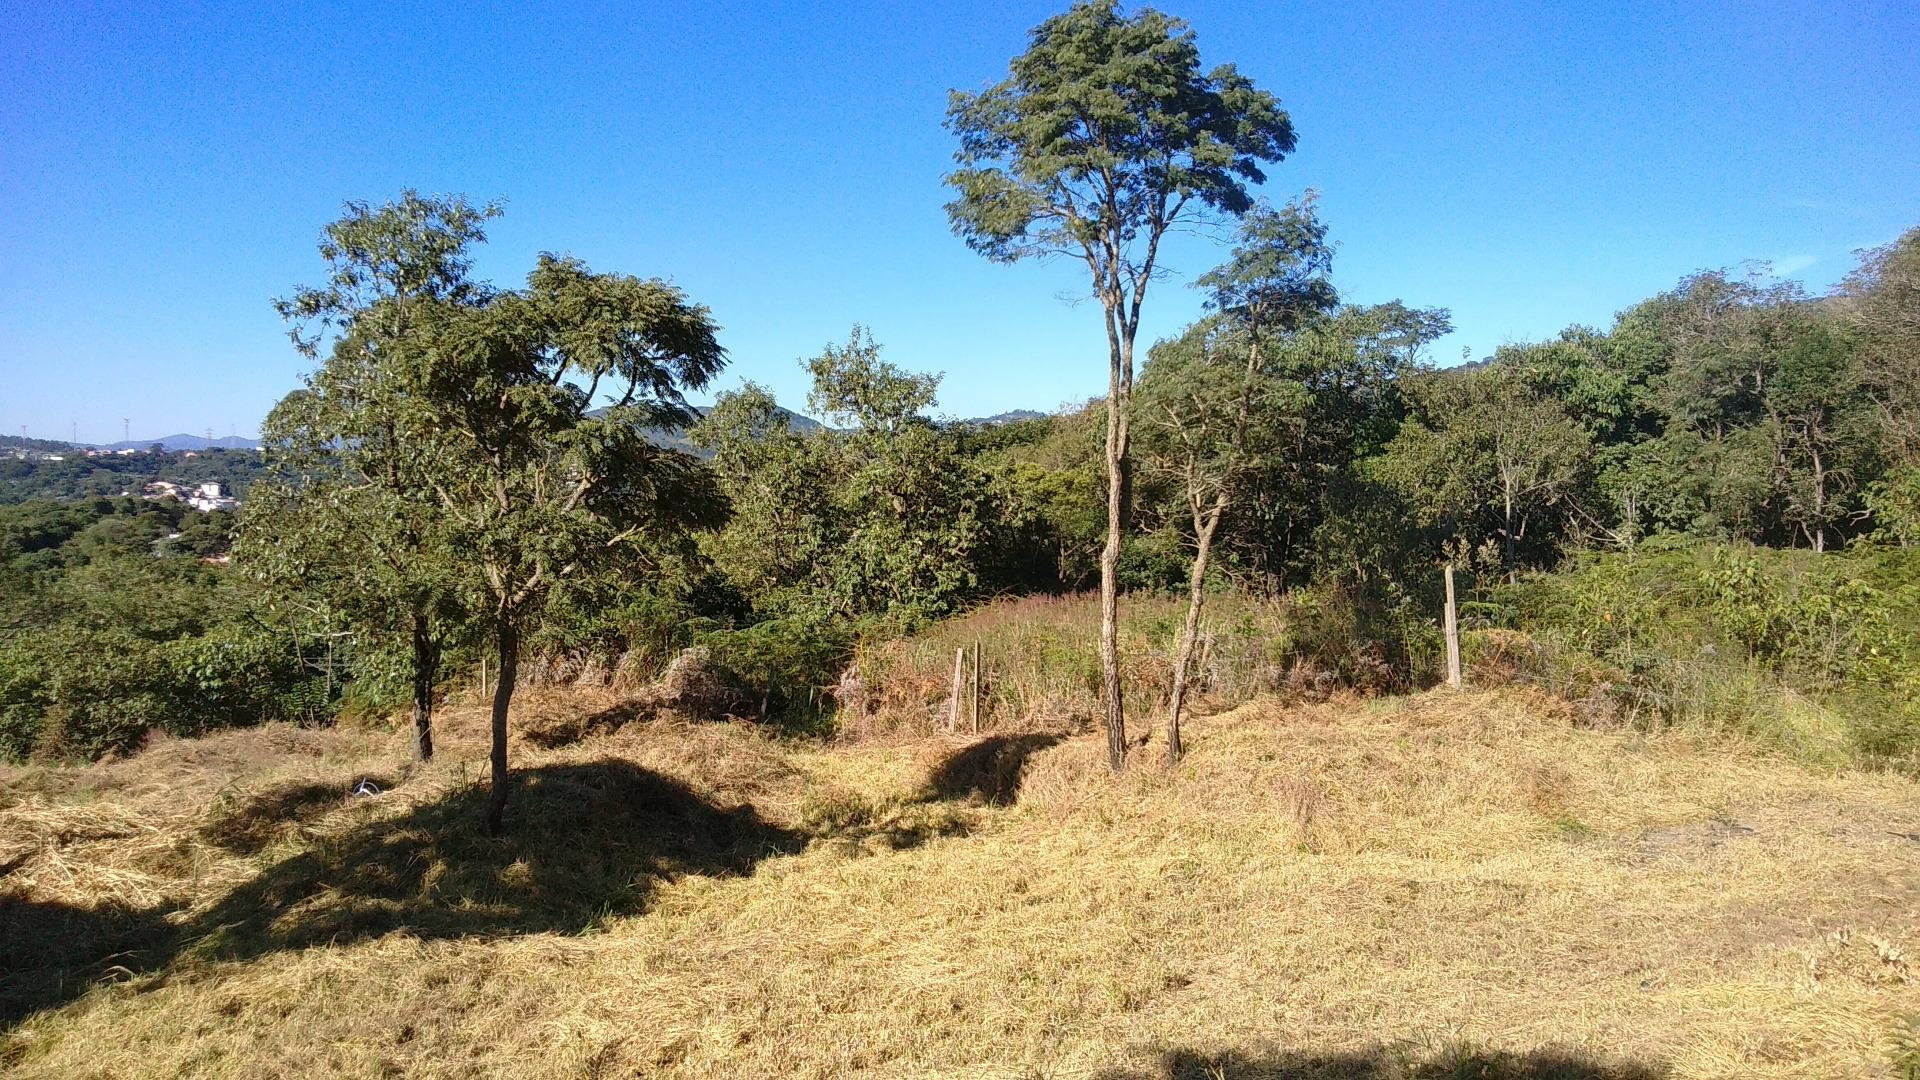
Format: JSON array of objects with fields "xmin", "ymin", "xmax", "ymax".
[{"xmin": 2, "ymin": 0, "xmax": 1916, "ymax": 442}]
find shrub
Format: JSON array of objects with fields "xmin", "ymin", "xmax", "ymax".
[
  {"xmin": 1483, "ymin": 539, "xmax": 1920, "ymax": 769},
  {"xmin": 696, "ymin": 615, "xmax": 855, "ymax": 730}
]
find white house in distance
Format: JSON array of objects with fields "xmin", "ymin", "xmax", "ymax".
[
  {"xmin": 187, "ymin": 482, "xmax": 237, "ymax": 512},
  {"xmin": 143, "ymin": 480, "xmax": 239, "ymax": 512}
]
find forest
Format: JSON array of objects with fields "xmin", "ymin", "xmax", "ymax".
[{"xmin": 6, "ymin": 190, "xmax": 1918, "ymax": 799}]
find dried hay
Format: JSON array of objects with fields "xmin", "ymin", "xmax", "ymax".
[{"xmin": 2, "ymin": 687, "xmax": 1916, "ymax": 1078}]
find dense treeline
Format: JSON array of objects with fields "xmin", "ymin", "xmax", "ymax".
[
  {"xmin": 0, "ymin": 497, "xmax": 351, "ymax": 759},
  {"xmin": 2, "ymin": 0, "xmax": 1916, "ymax": 809},
  {"xmin": 4, "ymin": 217, "xmax": 1917, "ymax": 775},
  {"xmin": 0, "ymin": 447, "xmax": 269, "ymax": 502}
]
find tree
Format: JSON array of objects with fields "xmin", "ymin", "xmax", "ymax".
[
  {"xmin": 1840, "ymin": 229, "xmax": 1920, "ymax": 540},
  {"xmin": 1840, "ymin": 228, "xmax": 1920, "ymax": 462},
  {"xmin": 392, "ymin": 254, "xmax": 728, "ymax": 834},
  {"xmin": 243, "ymin": 192, "xmax": 500, "ymax": 761},
  {"xmin": 1632, "ymin": 271, "xmax": 1872, "ymax": 550},
  {"xmin": 694, "ymin": 328, "xmax": 987, "ymax": 626},
  {"xmin": 945, "ymin": 0, "xmax": 1295, "ymax": 769},
  {"xmin": 1374, "ymin": 362, "xmax": 1593, "ymax": 581},
  {"xmin": 1139, "ymin": 199, "xmax": 1334, "ymax": 761}
]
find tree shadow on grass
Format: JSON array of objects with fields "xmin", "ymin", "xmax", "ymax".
[
  {"xmin": 921, "ymin": 733, "xmax": 1065, "ymax": 805},
  {"xmin": 1094, "ymin": 1043, "xmax": 1667, "ymax": 1080},
  {"xmin": 188, "ymin": 759, "xmax": 803, "ymax": 960},
  {"xmin": 2, "ymin": 759, "xmax": 802, "ymax": 1028},
  {"xmin": 0, "ymin": 897, "xmax": 173, "ymax": 1029},
  {"xmin": 198, "ymin": 772, "xmax": 400, "ymax": 854}
]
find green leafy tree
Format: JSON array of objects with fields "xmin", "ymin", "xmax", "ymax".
[
  {"xmin": 392, "ymin": 254, "xmax": 728, "ymax": 834},
  {"xmin": 1841, "ymin": 228, "xmax": 1920, "ymax": 541},
  {"xmin": 242, "ymin": 191, "xmax": 500, "ymax": 761},
  {"xmin": 695, "ymin": 328, "xmax": 986, "ymax": 626},
  {"xmin": 945, "ymin": 0, "xmax": 1295, "ymax": 769},
  {"xmin": 1374, "ymin": 362, "xmax": 1594, "ymax": 581},
  {"xmin": 1632, "ymin": 272, "xmax": 1872, "ymax": 550}
]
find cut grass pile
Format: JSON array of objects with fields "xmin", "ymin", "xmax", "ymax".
[{"xmin": 2, "ymin": 687, "xmax": 1917, "ymax": 1078}]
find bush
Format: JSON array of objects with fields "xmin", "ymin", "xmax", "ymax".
[
  {"xmin": 1482, "ymin": 539, "xmax": 1920, "ymax": 769},
  {"xmin": 1274, "ymin": 578, "xmax": 1442, "ymax": 694},
  {"xmin": 696, "ymin": 615, "xmax": 855, "ymax": 730}
]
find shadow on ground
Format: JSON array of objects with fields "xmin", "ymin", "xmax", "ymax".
[
  {"xmin": 1, "ymin": 759, "xmax": 801, "ymax": 1028},
  {"xmin": 1095, "ymin": 1044, "xmax": 1667, "ymax": 1079},
  {"xmin": 198, "ymin": 772, "xmax": 399, "ymax": 854},
  {"xmin": 189, "ymin": 759, "xmax": 803, "ymax": 959},
  {"xmin": 921, "ymin": 732, "xmax": 1064, "ymax": 805},
  {"xmin": 0, "ymin": 898, "xmax": 172, "ymax": 1029}
]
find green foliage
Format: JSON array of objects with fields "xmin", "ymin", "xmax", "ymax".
[
  {"xmin": 1139, "ymin": 295, "xmax": 1446, "ymax": 591},
  {"xmin": 1275, "ymin": 574, "xmax": 1442, "ymax": 693},
  {"xmin": 1372, "ymin": 358, "xmax": 1593, "ymax": 576},
  {"xmin": 944, "ymin": 0, "xmax": 1293, "ymax": 269},
  {"xmin": 0, "ymin": 551, "xmax": 340, "ymax": 761},
  {"xmin": 697, "ymin": 615, "xmax": 855, "ymax": 730},
  {"xmin": 246, "ymin": 191, "xmax": 510, "ymax": 760},
  {"xmin": 1483, "ymin": 540, "xmax": 1920, "ymax": 769},
  {"xmin": 1865, "ymin": 464, "xmax": 1920, "ymax": 546},
  {"xmin": 696, "ymin": 330, "xmax": 988, "ymax": 626}
]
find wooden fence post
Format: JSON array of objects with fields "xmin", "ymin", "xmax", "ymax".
[
  {"xmin": 1444, "ymin": 564, "xmax": 1463, "ymax": 690},
  {"xmin": 946, "ymin": 647, "xmax": 966, "ymax": 732},
  {"xmin": 971, "ymin": 639, "xmax": 981, "ymax": 734}
]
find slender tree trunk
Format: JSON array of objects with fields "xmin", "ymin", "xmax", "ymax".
[
  {"xmin": 409, "ymin": 611, "xmax": 439, "ymax": 763},
  {"xmin": 483, "ymin": 619, "xmax": 519, "ymax": 837},
  {"xmin": 1099, "ymin": 315, "xmax": 1134, "ymax": 772},
  {"xmin": 1100, "ymin": 425, "xmax": 1129, "ymax": 770},
  {"xmin": 1167, "ymin": 501, "xmax": 1223, "ymax": 765}
]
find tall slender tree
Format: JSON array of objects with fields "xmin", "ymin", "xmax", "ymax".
[
  {"xmin": 945, "ymin": 0, "xmax": 1294, "ymax": 769},
  {"xmin": 1142, "ymin": 199, "xmax": 1335, "ymax": 762}
]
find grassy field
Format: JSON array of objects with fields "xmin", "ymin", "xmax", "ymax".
[{"xmin": 3, "ymin": 686, "xmax": 1917, "ymax": 1078}]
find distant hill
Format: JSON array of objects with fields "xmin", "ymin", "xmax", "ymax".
[
  {"xmin": 100, "ymin": 434, "xmax": 260, "ymax": 452},
  {"xmin": 587, "ymin": 404, "xmax": 822, "ymax": 456},
  {"xmin": 962, "ymin": 409, "xmax": 1047, "ymax": 426},
  {"xmin": 627, "ymin": 406, "xmax": 1052, "ymax": 454},
  {"xmin": 0, "ymin": 435, "xmax": 78, "ymax": 454}
]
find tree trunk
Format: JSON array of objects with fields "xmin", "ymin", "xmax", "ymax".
[
  {"xmin": 1099, "ymin": 320, "xmax": 1133, "ymax": 772},
  {"xmin": 409, "ymin": 612, "xmax": 439, "ymax": 763},
  {"xmin": 1166, "ymin": 506, "xmax": 1222, "ymax": 765},
  {"xmin": 1100, "ymin": 393, "xmax": 1130, "ymax": 771},
  {"xmin": 483, "ymin": 619, "xmax": 519, "ymax": 837}
]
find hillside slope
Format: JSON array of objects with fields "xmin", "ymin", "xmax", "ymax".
[{"xmin": 2, "ymin": 689, "xmax": 1916, "ymax": 1078}]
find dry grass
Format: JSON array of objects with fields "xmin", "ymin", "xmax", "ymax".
[
  {"xmin": 844, "ymin": 592, "xmax": 1294, "ymax": 738},
  {"xmin": 3, "ymin": 687, "xmax": 1918, "ymax": 1078}
]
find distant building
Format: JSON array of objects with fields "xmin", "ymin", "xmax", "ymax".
[{"xmin": 144, "ymin": 479, "xmax": 238, "ymax": 513}]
